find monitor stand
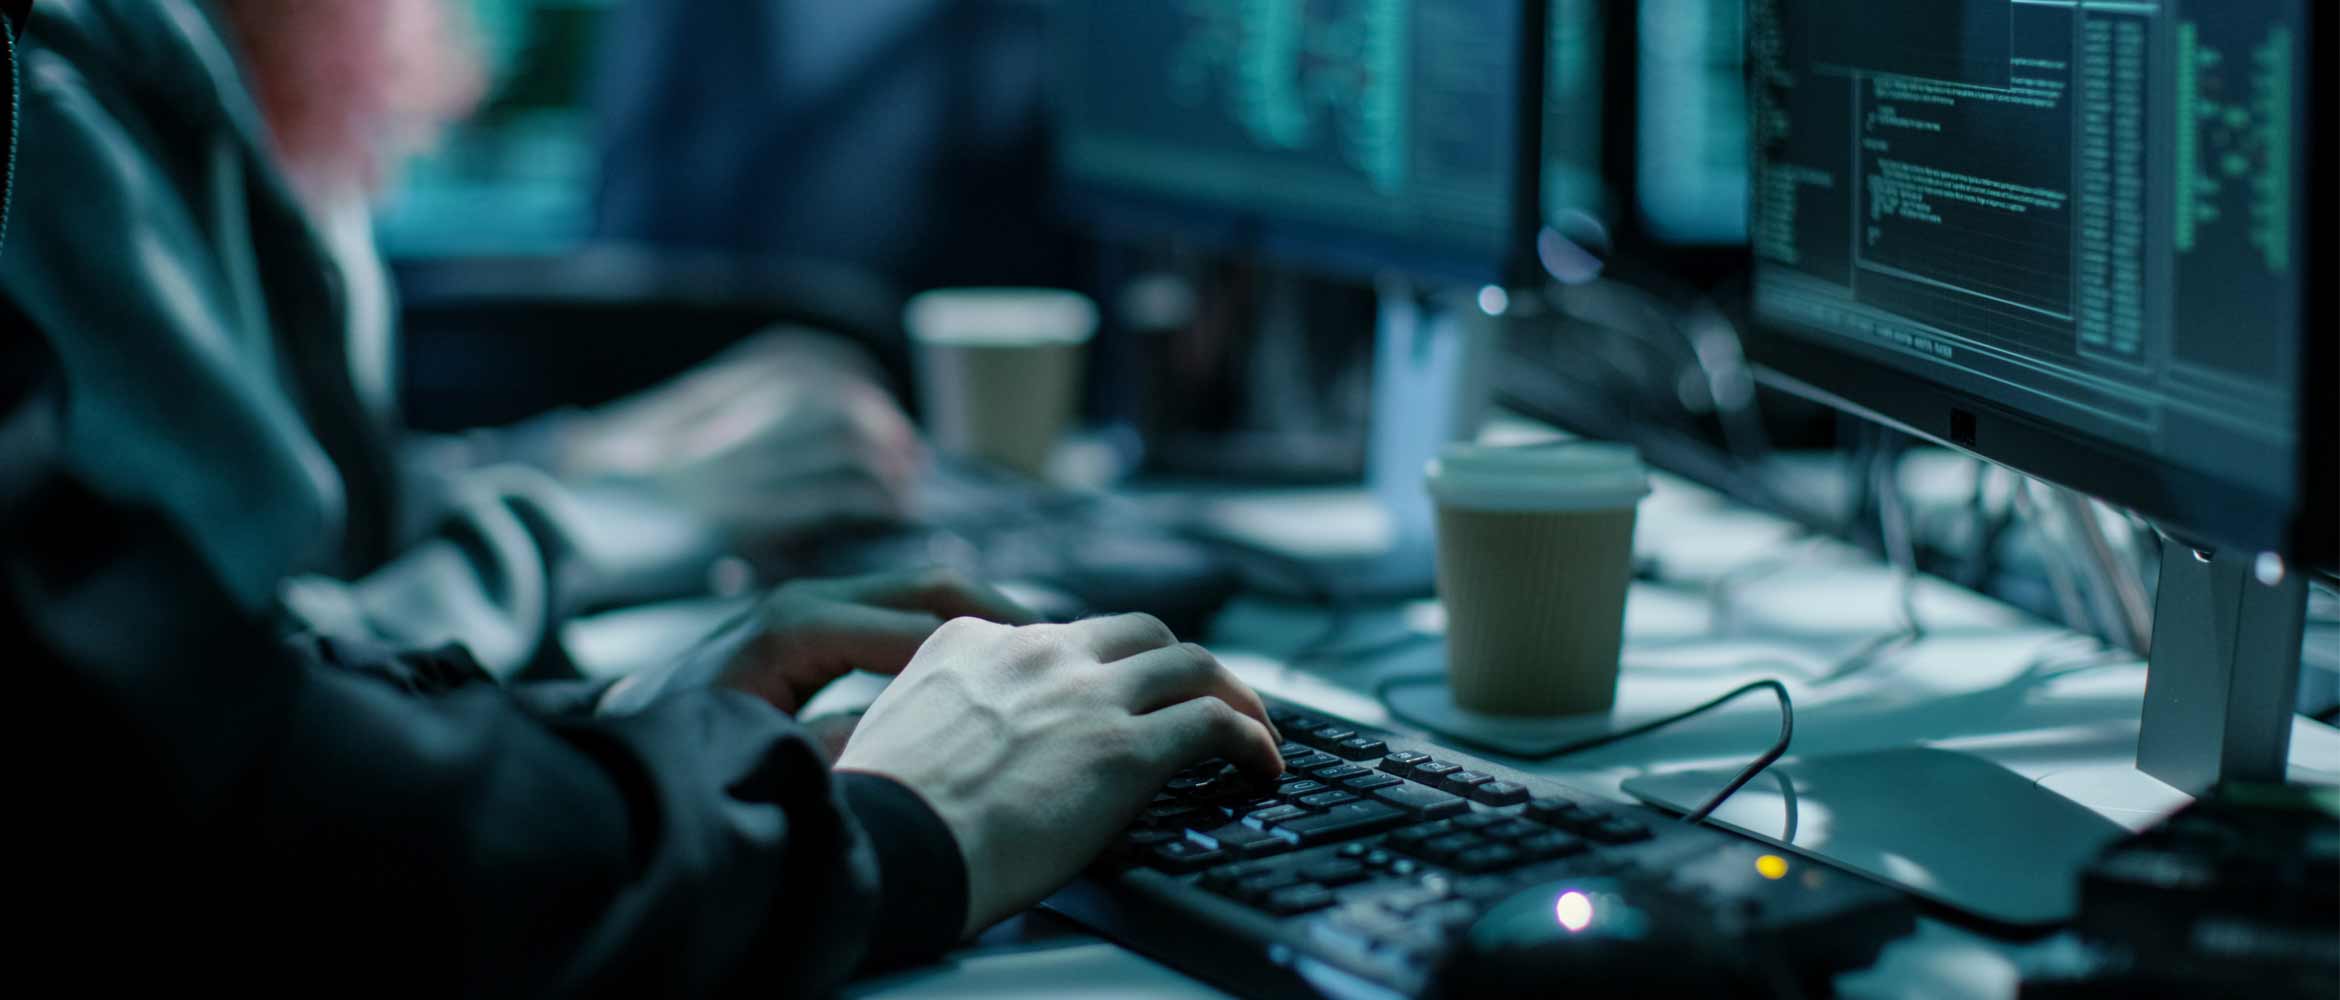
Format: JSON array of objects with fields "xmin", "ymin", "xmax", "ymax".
[
  {"xmin": 1196, "ymin": 282, "xmax": 1499, "ymax": 603},
  {"xmin": 2135, "ymin": 537, "xmax": 2308, "ymax": 793},
  {"xmin": 1624, "ymin": 536, "xmax": 2312, "ymax": 930}
]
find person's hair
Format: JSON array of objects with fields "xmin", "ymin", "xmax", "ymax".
[{"xmin": 216, "ymin": 0, "xmax": 484, "ymax": 201}]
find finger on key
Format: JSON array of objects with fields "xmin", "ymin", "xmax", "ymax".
[
  {"xmin": 1109, "ymin": 642, "xmax": 1279, "ymax": 744},
  {"xmin": 1134, "ymin": 694, "xmax": 1283, "ymax": 781}
]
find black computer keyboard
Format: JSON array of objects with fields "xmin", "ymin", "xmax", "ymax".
[{"xmin": 1044, "ymin": 699, "xmax": 1912, "ymax": 998}]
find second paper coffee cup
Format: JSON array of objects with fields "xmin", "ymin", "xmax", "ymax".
[
  {"xmin": 906, "ymin": 288, "xmax": 1097, "ymax": 477},
  {"xmin": 1427, "ymin": 441, "xmax": 1650, "ymax": 717}
]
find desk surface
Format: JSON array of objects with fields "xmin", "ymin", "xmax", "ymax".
[
  {"xmin": 859, "ymin": 467, "xmax": 2337, "ymax": 998},
  {"xmin": 571, "ymin": 468, "xmax": 2339, "ymax": 998}
]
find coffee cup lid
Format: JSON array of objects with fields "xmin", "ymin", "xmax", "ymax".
[
  {"xmin": 1426, "ymin": 440, "xmax": 1650, "ymax": 512},
  {"xmin": 906, "ymin": 288, "xmax": 1098, "ymax": 346}
]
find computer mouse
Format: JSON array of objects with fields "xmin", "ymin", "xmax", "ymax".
[{"xmin": 1428, "ymin": 876, "xmax": 1762, "ymax": 998}]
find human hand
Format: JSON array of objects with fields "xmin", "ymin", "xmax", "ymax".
[
  {"xmin": 835, "ymin": 614, "xmax": 1282, "ymax": 938},
  {"xmin": 715, "ymin": 570, "xmax": 1037, "ymax": 715},
  {"xmin": 561, "ymin": 328, "xmax": 924, "ymax": 542}
]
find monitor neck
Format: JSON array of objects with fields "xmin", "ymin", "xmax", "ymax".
[{"xmin": 2137, "ymin": 535, "xmax": 2309, "ymax": 793}]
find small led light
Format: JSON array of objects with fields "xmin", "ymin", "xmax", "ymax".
[
  {"xmin": 1477, "ymin": 285, "xmax": 1510, "ymax": 316},
  {"xmin": 1756, "ymin": 854, "xmax": 1791, "ymax": 880},
  {"xmin": 1555, "ymin": 890, "xmax": 1595, "ymax": 933}
]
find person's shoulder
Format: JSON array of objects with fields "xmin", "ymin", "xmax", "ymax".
[{"xmin": 22, "ymin": 0, "xmax": 246, "ymax": 119}]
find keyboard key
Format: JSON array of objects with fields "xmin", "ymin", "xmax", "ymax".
[
  {"xmin": 1309, "ymin": 763, "xmax": 1369, "ymax": 782},
  {"xmin": 1365, "ymin": 849, "xmax": 1394, "ymax": 867},
  {"xmin": 1334, "ymin": 737, "xmax": 1389, "ymax": 760},
  {"xmin": 1280, "ymin": 780, "xmax": 1330, "ymax": 798},
  {"xmin": 1422, "ymin": 833, "xmax": 1485, "ymax": 863},
  {"xmin": 1388, "ymin": 859, "xmax": 1422, "ymax": 877},
  {"xmin": 1190, "ymin": 823, "xmax": 1294, "ymax": 860},
  {"xmin": 1373, "ymin": 784, "xmax": 1471, "ymax": 818},
  {"xmin": 1587, "ymin": 817, "xmax": 1653, "ymax": 844},
  {"xmin": 1232, "ymin": 872, "xmax": 1304, "ymax": 902},
  {"xmin": 1275, "ymin": 771, "xmax": 1310, "ymax": 786},
  {"xmin": 1301, "ymin": 859, "xmax": 1369, "ymax": 886},
  {"xmin": 1484, "ymin": 820, "xmax": 1544, "ymax": 842},
  {"xmin": 1343, "ymin": 772, "xmax": 1403, "ymax": 793},
  {"xmin": 1106, "ymin": 828, "xmax": 1180, "ymax": 867},
  {"xmin": 1449, "ymin": 845, "xmax": 1525, "ymax": 874},
  {"xmin": 1385, "ymin": 821, "xmax": 1456, "ymax": 848},
  {"xmin": 1473, "ymin": 781, "xmax": 1530, "ymax": 806},
  {"xmin": 1270, "ymin": 801, "xmax": 1408, "ymax": 846},
  {"xmin": 1411, "ymin": 761, "xmax": 1462, "ymax": 784},
  {"xmin": 1147, "ymin": 840, "xmax": 1226, "ymax": 873},
  {"xmin": 1198, "ymin": 860, "xmax": 1267, "ymax": 890},
  {"xmin": 1244, "ymin": 804, "xmax": 1312, "ymax": 829},
  {"xmin": 1285, "ymin": 752, "xmax": 1340, "ymax": 771},
  {"xmin": 1296, "ymin": 790, "xmax": 1360, "ymax": 809},
  {"xmin": 1275, "ymin": 741, "xmax": 1314, "ymax": 761},
  {"xmin": 1311, "ymin": 728, "xmax": 1358, "ymax": 745},
  {"xmin": 1164, "ymin": 774, "xmax": 1221, "ymax": 798},
  {"xmin": 1379, "ymin": 751, "xmax": 1432, "ymax": 777},
  {"xmin": 1440, "ymin": 770, "xmax": 1495, "ymax": 795},
  {"xmin": 1337, "ymin": 843, "xmax": 1371, "ymax": 859},
  {"xmin": 1524, "ymin": 798, "xmax": 1602, "ymax": 830},
  {"xmin": 1517, "ymin": 831, "xmax": 1589, "ymax": 860},
  {"xmin": 1142, "ymin": 804, "xmax": 1209, "ymax": 829},
  {"xmin": 1121, "ymin": 827, "xmax": 1180, "ymax": 847},
  {"xmin": 1241, "ymin": 796, "xmax": 1286, "ymax": 814},
  {"xmin": 1263, "ymin": 884, "xmax": 1339, "ymax": 915},
  {"xmin": 1450, "ymin": 812, "xmax": 1503, "ymax": 831}
]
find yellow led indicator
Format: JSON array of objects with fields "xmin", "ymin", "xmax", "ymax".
[{"xmin": 1756, "ymin": 854, "xmax": 1791, "ymax": 880}]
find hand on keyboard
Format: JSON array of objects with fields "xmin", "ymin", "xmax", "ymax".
[{"xmin": 837, "ymin": 613, "xmax": 1282, "ymax": 938}]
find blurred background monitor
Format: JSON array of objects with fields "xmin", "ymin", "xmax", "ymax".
[
  {"xmin": 1632, "ymin": 0, "xmax": 1748, "ymax": 246},
  {"xmin": 375, "ymin": 0, "xmax": 611, "ymax": 257},
  {"xmin": 1540, "ymin": 0, "xmax": 1609, "ymax": 239},
  {"xmin": 1052, "ymin": 0, "xmax": 1549, "ymax": 288}
]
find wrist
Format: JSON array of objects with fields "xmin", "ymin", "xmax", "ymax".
[{"xmin": 833, "ymin": 770, "xmax": 972, "ymax": 965}]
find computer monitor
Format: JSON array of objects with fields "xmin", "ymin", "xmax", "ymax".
[
  {"xmin": 1541, "ymin": 0, "xmax": 1609, "ymax": 237},
  {"xmin": 1632, "ymin": 0, "xmax": 1749, "ymax": 246},
  {"xmin": 1743, "ymin": 0, "xmax": 2333, "ymax": 790},
  {"xmin": 1052, "ymin": 1, "xmax": 1550, "ymax": 287}
]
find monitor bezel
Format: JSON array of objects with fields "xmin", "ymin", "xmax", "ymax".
[
  {"xmin": 1742, "ymin": 1, "xmax": 2334, "ymax": 567},
  {"xmin": 1050, "ymin": 1, "xmax": 1551, "ymax": 290}
]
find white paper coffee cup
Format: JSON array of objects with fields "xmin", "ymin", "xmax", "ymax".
[
  {"xmin": 906, "ymin": 288, "xmax": 1097, "ymax": 477},
  {"xmin": 1427, "ymin": 441, "xmax": 1650, "ymax": 716}
]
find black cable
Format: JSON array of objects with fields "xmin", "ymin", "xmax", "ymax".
[
  {"xmin": 1373, "ymin": 674, "xmax": 1794, "ymax": 823},
  {"xmin": 1681, "ymin": 680, "xmax": 1795, "ymax": 823}
]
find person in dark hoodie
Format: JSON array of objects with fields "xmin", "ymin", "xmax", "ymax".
[
  {"xmin": 1, "ymin": 1, "xmax": 1283, "ymax": 994},
  {"xmin": 4, "ymin": 0, "xmax": 940, "ymax": 683}
]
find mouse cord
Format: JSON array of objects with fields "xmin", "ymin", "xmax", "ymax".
[
  {"xmin": 1679, "ymin": 679, "xmax": 1794, "ymax": 823},
  {"xmin": 1372, "ymin": 675, "xmax": 1794, "ymax": 823}
]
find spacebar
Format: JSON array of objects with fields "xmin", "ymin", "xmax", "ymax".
[{"xmin": 1271, "ymin": 801, "xmax": 1405, "ymax": 846}]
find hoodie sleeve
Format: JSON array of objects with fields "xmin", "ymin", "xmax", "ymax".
[{"xmin": 3, "ymin": 331, "xmax": 969, "ymax": 996}]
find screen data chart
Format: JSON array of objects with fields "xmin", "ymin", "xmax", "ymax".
[
  {"xmin": 1056, "ymin": 1, "xmax": 1531, "ymax": 280},
  {"xmin": 1750, "ymin": 0, "xmax": 2306, "ymax": 500}
]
